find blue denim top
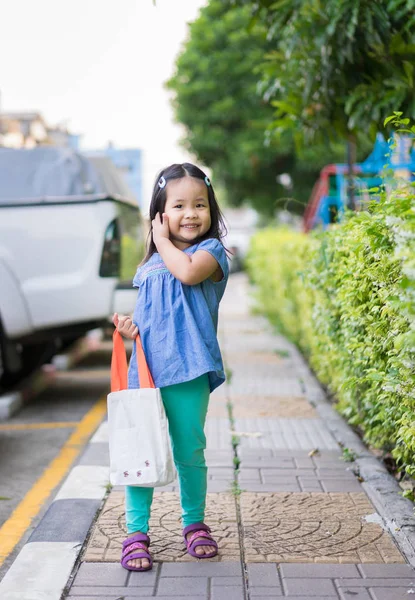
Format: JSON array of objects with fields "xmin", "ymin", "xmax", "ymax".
[{"xmin": 127, "ymin": 238, "xmax": 229, "ymax": 392}]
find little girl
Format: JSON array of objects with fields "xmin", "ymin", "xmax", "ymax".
[{"xmin": 113, "ymin": 162, "xmax": 229, "ymax": 572}]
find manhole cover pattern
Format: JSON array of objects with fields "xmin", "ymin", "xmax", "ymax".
[
  {"xmin": 83, "ymin": 492, "xmax": 240, "ymax": 562},
  {"xmin": 232, "ymin": 395, "xmax": 316, "ymax": 418},
  {"xmin": 226, "ymin": 351, "xmax": 287, "ymax": 365},
  {"xmin": 240, "ymin": 492, "xmax": 405, "ymax": 563},
  {"xmin": 207, "ymin": 395, "xmax": 229, "ymax": 418}
]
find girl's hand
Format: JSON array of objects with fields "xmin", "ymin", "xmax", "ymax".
[
  {"xmin": 152, "ymin": 212, "xmax": 170, "ymax": 249},
  {"xmin": 112, "ymin": 313, "xmax": 138, "ymax": 339}
]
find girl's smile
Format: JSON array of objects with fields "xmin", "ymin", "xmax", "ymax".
[{"xmin": 163, "ymin": 177, "xmax": 211, "ymax": 249}]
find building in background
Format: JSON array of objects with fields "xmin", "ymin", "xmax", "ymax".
[
  {"xmin": 0, "ymin": 111, "xmax": 80, "ymax": 149},
  {"xmin": 84, "ymin": 144, "xmax": 143, "ymax": 210}
]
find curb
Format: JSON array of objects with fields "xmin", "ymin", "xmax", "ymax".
[
  {"xmin": 292, "ymin": 346, "xmax": 415, "ymax": 568},
  {"xmin": 0, "ymin": 421, "xmax": 110, "ymax": 600}
]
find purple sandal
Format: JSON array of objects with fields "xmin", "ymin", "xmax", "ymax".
[
  {"xmin": 183, "ymin": 522, "xmax": 218, "ymax": 559},
  {"xmin": 121, "ymin": 533, "xmax": 153, "ymax": 571}
]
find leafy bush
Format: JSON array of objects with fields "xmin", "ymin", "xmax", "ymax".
[
  {"xmin": 247, "ymin": 164, "xmax": 415, "ymax": 475},
  {"xmin": 120, "ymin": 235, "xmax": 145, "ymax": 281}
]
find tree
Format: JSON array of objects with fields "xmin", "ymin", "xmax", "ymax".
[
  {"xmin": 166, "ymin": 1, "xmax": 361, "ymax": 216},
  {"xmin": 225, "ymin": 0, "xmax": 415, "ymax": 208}
]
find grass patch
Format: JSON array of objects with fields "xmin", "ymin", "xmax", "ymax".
[{"xmin": 341, "ymin": 447, "xmax": 358, "ymax": 462}]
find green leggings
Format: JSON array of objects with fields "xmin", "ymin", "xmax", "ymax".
[{"xmin": 125, "ymin": 373, "xmax": 210, "ymax": 534}]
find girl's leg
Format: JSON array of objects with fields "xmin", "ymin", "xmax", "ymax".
[
  {"xmin": 123, "ymin": 486, "xmax": 154, "ymax": 568},
  {"xmin": 161, "ymin": 374, "xmax": 210, "ymax": 549},
  {"xmin": 125, "ymin": 486, "xmax": 154, "ymax": 534}
]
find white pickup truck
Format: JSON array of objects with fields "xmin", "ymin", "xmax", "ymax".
[{"xmin": 0, "ymin": 146, "xmax": 143, "ymax": 389}]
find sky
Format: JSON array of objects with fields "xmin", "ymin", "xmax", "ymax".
[{"xmin": 0, "ymin": 0, "xmax": 208, "ymax": 213}]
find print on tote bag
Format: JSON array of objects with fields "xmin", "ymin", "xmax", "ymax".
[{"xmin": 107, "ymin": 330, "xmax": 176, "ymax": 487}]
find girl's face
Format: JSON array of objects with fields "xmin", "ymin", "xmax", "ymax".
[{"xmin": 163, "ymin": 176, "xmax": 211, "ymax": 249}]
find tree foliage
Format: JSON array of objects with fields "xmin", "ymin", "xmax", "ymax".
[
  {"xmin": 226, "ymin": 0, "xmax": 415, "ymax": 144},
  {"xmin": 166, "ymin": 1, "xmax": 284, "ymax": 215},
  {"xmin": 166, "ymin": 0, "xmax": 364, "ymax": 215}
]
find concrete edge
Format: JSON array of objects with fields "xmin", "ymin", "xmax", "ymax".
[
  {"xmin": 0, "ymin": 542, "xmax": 79, "ymax": 600},
  {"xmin": 0, "ymin": 392, "xmax": 23, "ymax": 420},
  {"xmin": 0, "ymin": 422, "xmax": 109, "ymax": 600},
  {"xmin": 291, "ymin": 346, "xmax": 415, "ymax": 567}
]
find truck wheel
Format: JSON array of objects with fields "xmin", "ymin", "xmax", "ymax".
[{"xmin": 0, "ymin": 334, "xmax": 56, "ymax": 391}]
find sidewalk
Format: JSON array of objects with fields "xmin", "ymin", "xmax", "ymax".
[{"xmin": 2, "ymin": 273, "xmax": 415, "ymax": 600}]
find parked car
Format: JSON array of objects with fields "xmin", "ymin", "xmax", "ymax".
[
  {"xmin": 0, "ymin": 146, "xmax": 143, "ymax": 389},
  {"xmin": 222, "ymin": 207, "xmax": 258, "ymax": 272}
]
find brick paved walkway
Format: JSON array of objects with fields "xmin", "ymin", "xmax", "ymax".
[{"xmin": 63, "ymin": 273, "xmax": 415, "ymax": 600}]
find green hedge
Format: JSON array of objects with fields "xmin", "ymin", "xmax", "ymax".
[{"xmin": 246, "ymin": 183, "xmax": 415, "ymax": 476}]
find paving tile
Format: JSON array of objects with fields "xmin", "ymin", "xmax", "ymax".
[
  {"xmin": 223, "ymin": 335, "xmax": 284, "ymax": 354},
  {"xmin": 238, "ymin": 469, "xmax": 262, "ymax": 482},
  {"xmin": 208, "ymin": 467, "xmax": 235, "ymax": 478},
  {"xmin": 338, "ymin": 589, "xmax": 372, "ymax": 600},
  {"xmin": 236, "ymin": 461, "xmax": 361, "ymax": 493},
  {"xmin": 283, "ymin": 577, "xmax": 337, "ymax": 596},
  {"xmin": 73, "ymin": 562, "xmax": 128, "ymax": 586},
  {"xmin": 207, "ymin": 480, "xmax": 234, "ymax": 492},
  {"xmin": 84, "ymin": 492, "xmax": 240, "ymax": 562},
  {"xmin": 211, "ymin": 576, "xmax": 245, "ymax": 586},
  {"xmin": 316, "ymin": 469, "xmax": 356, "ymax": 478},
  {"xmin": 156, "ymin": 576, "xmax": 208, "ymax": 596},
  {"xmin": 69, "ymin": 587, "xmax": 153, "ymax": 596},
  {"xmin": 240, "ymin": 493, "xmax": 405, "ymax": 563},
  {"xmin": 334, "ymin": 578, "xmax": 415, "ymax": 587},
  {"xmin": 370, "ymin": 589, "xmax": 415, "ymax": 600},
  {"xmin": 321, "ymin": 479, "xmax": 363, "ymax": 493},
  {"xmin": 127, "ymin": 564, "xmax": 159, "ymax": 586},
  {"xmin": 226, "ymin": 351, "xmax": 289, "ymax": 364},
  {"xmin": 160, "ymin": 561, "xmax": 243, "ymax": 576},
  {"xmin": 208, "ymin": 396, "xmax": 230, "ymax": 418},
  {"xmin": 210, "ymin": 586, "xmax": 245, "ymax": 600},
  {"xmin": 298, "ymin": 478, "xmax": 324, "ymax": 492},
  {"xmin": 227, "ymin": 376, "xmax": 304, "ymax": 397},
  {"xmin": 206, "ymin": 450, "xmax": 235, "ymax": 460},
  {"xmin": 246, "ymin": 564, "xmax": 280, "ymax": 586},
  {"xmin": 124, "ymin": 597, "xmax": 205, "ymax": 600},
  {"xmin": 250, "ymin": 588, "xmax": 283, "ymax": 597},
  {"xmin": 239, "ymin": 458, "xmax": 292, "ymax": 469},
  {"xmin": 357, "ymin": 564, "xmax": 415, "ymax": 578},
  {"xmin": 234, "ymin": 418, "xmax": 338, "ymax": 450},
  {"xmin": 67, "ymin": 597, "xmax": 128, "ymax": 600},
  {"xmin": 240, "ymin": 482, "xmax": 301, "ymax": 492},
  {"xmin": 280, "ymin": 564, "xmax": 360, "ymax": 578},
  {"xmin": 257, "ymin": 468, "xmax": 352, "ymax": 479},
  {"xmin": 238, "ymin": 449, "xmax": 275, "ymax": 457},
  {"xmin": 205, "ymin": 418, "xmax": 233, "ymax": 450}
]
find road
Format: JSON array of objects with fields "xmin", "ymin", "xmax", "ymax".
[{"xmin": 0, "ymin": 340, "xmax": 116, "ymax": 582}]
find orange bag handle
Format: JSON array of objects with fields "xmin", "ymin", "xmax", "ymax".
[{"xmin": 111, "ymin": 329, "xmax": 155, "ymax": 392}]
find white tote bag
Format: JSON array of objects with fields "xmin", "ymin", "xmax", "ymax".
[{"xmin": 107, "ymin": 330, "xmax": 176, "ymax": 487}]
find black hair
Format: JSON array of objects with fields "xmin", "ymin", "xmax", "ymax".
[{"xmin": 140, "ymin": 162, "xmax": 228, "ymax": 265}]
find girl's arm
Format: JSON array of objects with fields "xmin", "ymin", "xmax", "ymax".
[{"xmin": 153, "ymin": 213, "xmax": 220, "ymax": 286}]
